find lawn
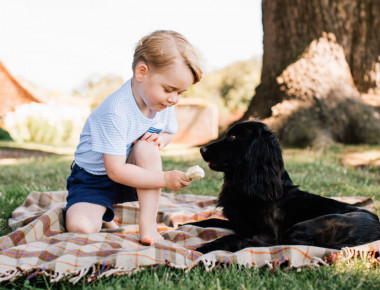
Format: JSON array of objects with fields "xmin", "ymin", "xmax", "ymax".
[{"xmin": 0, "ymin": 142, "xmax": 379, "ymax": 289}]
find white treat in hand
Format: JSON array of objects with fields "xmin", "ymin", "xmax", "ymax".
[{"xmin": 186, "ymin": 165, "xmax": 205, "ymax": 180}]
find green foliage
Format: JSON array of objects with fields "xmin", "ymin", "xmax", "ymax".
[
  {"xmin": 0, "ymin": 128, "xmax": 12, "ymax": 141},
  {"xmin": 25, "ymin": 115, "xmax": 70, "ymax": 144},
  {"xmin": 19, "ymin": 115, "xmax": 76, "ymax": 144},
  {"xmin": 183, "ymin": 57, "xmax": 262, "ymax": 117},
  {"xmin": 0, "ymin": 144, "xmax": 379, "ymax": 288},
  {"xmin": 3, "ymin": 103, "xmax": 89, "ymax": 145},
  {"xmin": 73, "ymin": 74, "xmax": 124, "ymax": 111}
]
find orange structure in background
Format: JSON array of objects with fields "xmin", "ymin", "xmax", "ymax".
[
  {"xmin": 0, "ymin": 61, "xmax": 41, "ymax": 120},
  {"xmin": 172, "ymin": 98, "xmax": 218, "ymax": 146}
]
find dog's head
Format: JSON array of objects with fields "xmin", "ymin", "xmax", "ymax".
[{"xmin": 201, "ymin": 120, "xmax": 284, "ymax": 200}]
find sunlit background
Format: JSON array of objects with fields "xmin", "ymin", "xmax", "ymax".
[
  {"xmin": 0, "ymin": 0, "xmax": 263, "ymax": 94},
  {"xmin": 0, "ymin": 0, "xmax": 263, "ymax": 145}
]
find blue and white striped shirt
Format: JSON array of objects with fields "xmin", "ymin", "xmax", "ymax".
[{"xmin": 74, "ymin": 79, "xmax": 178, "ymax": 175}]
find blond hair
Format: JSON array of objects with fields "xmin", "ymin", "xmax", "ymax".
[{"xmin": 132, "ymin": 30, "xmax": 203, "ymax": 84}]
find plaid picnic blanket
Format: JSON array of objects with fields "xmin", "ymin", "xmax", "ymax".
[{"xmin": 0, "ymin": 191, "xmax": 379, "ymax": 284}]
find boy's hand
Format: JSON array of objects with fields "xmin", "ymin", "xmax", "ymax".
[
  {"xmin": 164, "ymin": 170, "xmax": 191, "ymax": 191},
  {"xmin": 137, "ymin": 132, "xmax": 165, "ymax": 150}
]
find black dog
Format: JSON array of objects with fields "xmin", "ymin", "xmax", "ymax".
[{"xmin": 191, "ymin": 120, "xmax": 380, "ymax": 253}]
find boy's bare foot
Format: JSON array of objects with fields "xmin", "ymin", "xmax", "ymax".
[
  {"xmin": 102, "ymin": 220, "xmax": 119, "ymax": 229},
  {"xmin": 139, "ymin": 223, "xmax": 164, "ymax": 245}
]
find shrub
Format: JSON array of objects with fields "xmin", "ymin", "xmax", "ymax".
[
  {"xmin": 0, "ymin": 127, "xmax": 12, "ymax": 141},
  {"xmin": 182, "ymin": 57, "xmax": 262, "ymax": 130},
  {"xmin": 3, "ymin": 102, "xmax": 90, "ymax": 145},
  {"xmin": 73, "ymin": 74, "xmax": 124, "ymax": 111},
  {"xmin": 183, "ymin": 57, "xmax": 261, "ymax": 114}
]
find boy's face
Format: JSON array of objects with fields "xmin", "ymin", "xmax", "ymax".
[{"xmin": 134, "ymin": 61, "xmax": 194, "ymax": 113}]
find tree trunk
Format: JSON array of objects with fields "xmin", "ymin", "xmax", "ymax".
[{"xmin": 240, "ymin": 0, "xmax": 380, "ymax": 147}]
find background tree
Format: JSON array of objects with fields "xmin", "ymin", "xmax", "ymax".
[
  {"xmin": 240, "ymin": 0, "xmax": 380, "ymax": 147},
  {"xmin": 73, "ymin": 74, "xmax": 124, "ymax": 111},
  {"xmin": 183, "ymin": 57, "xmax": 261, "ymax": 131}
]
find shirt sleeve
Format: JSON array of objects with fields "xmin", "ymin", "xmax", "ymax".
[
  {"xmin": 163, "ymin": 106, "xmax": 178, "ymax": 134},
  {"xmin": 90, "ymin": 113, "xmax": 129, "ymax": 155}
]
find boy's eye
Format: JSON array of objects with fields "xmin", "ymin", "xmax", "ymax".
[{"xmin": 163, "ymin": 88, "xmax": 172, "ymax": 93}]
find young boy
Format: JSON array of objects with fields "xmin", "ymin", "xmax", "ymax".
[{"xmin": 65, "ymin": 30, "xmax": 203, "ymax": 245}]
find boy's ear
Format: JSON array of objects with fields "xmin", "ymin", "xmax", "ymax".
[{"xmin": 135, "ymin": 62, "xmax": 149, "ymax": 81}]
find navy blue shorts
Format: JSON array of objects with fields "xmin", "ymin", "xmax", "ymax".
[{"xmin": 65, "ymin": 163, "xmax": 138, "ymax": 222}]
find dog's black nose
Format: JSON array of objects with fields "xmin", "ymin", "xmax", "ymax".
[{"xmin": 200, "ymin": 147, "xmax": 207, "ymax": 155}]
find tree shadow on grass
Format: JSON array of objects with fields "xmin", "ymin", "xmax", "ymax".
[{"xmin": 0, "ymin": 147, "xmax": 58, "ymax": 160}]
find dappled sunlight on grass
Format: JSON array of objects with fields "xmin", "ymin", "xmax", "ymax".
[{"xmin": 0, "ymin": 140, "xmax": 76, "ymax": 155}]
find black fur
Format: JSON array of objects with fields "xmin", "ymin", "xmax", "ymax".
[{"xmin": 191, "ymin": 120, "xmax": 380, "ymax": 253}]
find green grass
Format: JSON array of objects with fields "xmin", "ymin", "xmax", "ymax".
[{"xmin": 0, "ymin": 143, "xmax": 379, "ymax": 289}]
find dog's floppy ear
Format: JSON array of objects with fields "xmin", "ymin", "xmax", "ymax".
[{"xmin": 235, "ymin": 129, "xmax": 284, "ymax": 201}]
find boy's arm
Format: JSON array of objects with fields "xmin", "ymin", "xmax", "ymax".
[{"xmin": 103, "ymin": 154, "xmax": 188, "ymax": 191}]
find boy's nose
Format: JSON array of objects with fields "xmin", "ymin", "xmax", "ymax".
[{"xmin": 168, "ymin": 95, "xmax": 179, "ymax": 105}]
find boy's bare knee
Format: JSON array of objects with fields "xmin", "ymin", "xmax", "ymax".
[
  {"xmin": 65, "ymin": 203, "xmax": 104, "ymax": 234},
  {"xmin": 66, "ymin": 215, "xmax": 101, "ymax": 234},
  {"xmin": 131, "ymin": 141, "xmax": 162, "ymax": 169},
  {"xmin": 133, "ymin": 140, "xmax": 159, "ymax": 154}
]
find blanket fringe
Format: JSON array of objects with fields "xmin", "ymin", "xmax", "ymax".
[
  {"xmin": 87, "ymin": 265, "xmax": 139, "ymax": 282},
  {"xmin": 199, "ymin": 257, "xmax": 218, "ymax": 271},
  {"xmin": 49, "ymin": 271, "xmax": 66, "ymax": 283},
  {"xmin": 0, "ymin": 246, "xmax": 378, "ymax": 284},
  {"xmin": 264, "ymin": 260, "xmax": 274, "ymax": 270},
  {"xmin": 311, "ymin": 256, "xmax": 329, "ymax": 267},
  {"xmin": 0, "ymin": 269, "xmax": 22, "ymax": 282},
  {"xmin": 339, "ymin": 247, "xmax": 380, "ymax": 267},
  {"xmin": 69, "ymin": 265, "xmax": 93, "ymax": 284},
  {"xmin": 97, "ymin": 267, "xmax": 123, "ymax": 278}
]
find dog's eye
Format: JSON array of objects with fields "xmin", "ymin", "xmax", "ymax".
[{"xmin": 228, "ymin": 135, "xmax": 236, "ymax": 142}]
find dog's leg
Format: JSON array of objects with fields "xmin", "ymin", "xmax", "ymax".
[
  {"xmin": 183, "ymin": 218, "xmax": 233, "ymax": 229},
  {"xmin": 283, "ymin": 211, "xmax": 380, "ymax": 249},
  {"xmin": 196, "ymin": 234, "xmax": 273, "ymax": 253},
  {"xmin": 196, "ymin": 234, "xmax": 248, "ymax": 253}
]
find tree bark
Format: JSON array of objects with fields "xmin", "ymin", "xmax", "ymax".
[{"xmin": 239, "ymin": 0, "xmax": 380, "ymax": 147}]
